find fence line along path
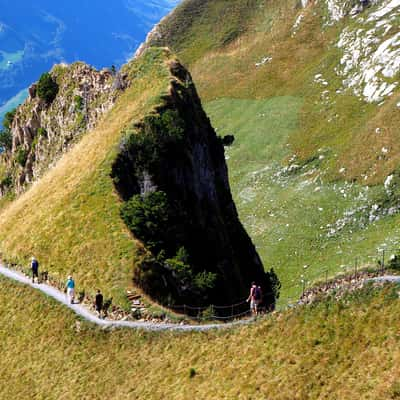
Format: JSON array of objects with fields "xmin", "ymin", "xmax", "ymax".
[{"xmin": 0, "ymin": 264, "xmax": 255, "ymax": 332}]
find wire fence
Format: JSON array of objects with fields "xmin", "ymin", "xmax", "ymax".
[
  {"xmin": 3, "ymin": 246, "xmax": 400, "ymax": 323},
  {"xmin": 273, "ymin": 246, "xmax": 400, "ymax": 310},
  {"xmin": 167, "ymin": 298, "xmax": 250, "ymax": 321},
  {"xmin": 164, "ymin": 246, "xmax": 400, "ymax": 320}
]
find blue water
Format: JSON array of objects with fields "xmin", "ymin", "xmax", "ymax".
[{"xmin": 0, "ymin": 0, "xmax": 179, "ymax": 119}]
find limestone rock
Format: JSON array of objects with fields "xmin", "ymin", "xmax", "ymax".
[{"xmin": 0, "ymin": 62, "xmax": 125, "ymax": 195}]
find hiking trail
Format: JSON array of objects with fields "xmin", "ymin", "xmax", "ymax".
[
  {"xmin": 0, "ymin": 264, "xmax": 254, "ymax": 332},
  {"xmin": 1, "ymin": 264, "xmax": 399, "ymax": 332}
]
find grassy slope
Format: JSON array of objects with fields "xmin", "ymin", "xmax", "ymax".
[
  {"xmin": 2, "ymin": 277, "xmax": 400, "ymax": 399},
  {"xmin": 0, "ymin": 48, "xmax": 175, "ymax": 306},
  {"xmin": 148, "ymin": 0, "xmax": 400, "ymax": 302},
  {"xmin": 205, "ymin": 97, "xmax": 400, "ymax": 304}
]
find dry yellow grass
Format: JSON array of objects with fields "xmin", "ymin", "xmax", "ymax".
[
  {"xmin": 0, "ymin": 48, "xmax": 175, "ymax": 305},
  {"xmin": 1, "ymin": 276, "xmax": 400, "ymax": 399}
]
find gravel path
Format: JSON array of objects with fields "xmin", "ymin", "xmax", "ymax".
[
  {"xmin": 369, "ymin": 275, "xmax": 400, "ymax": 283},
  {"xmin": 0, "ymin": 264, "xmax": 254, "ymax": 332},
  {"xmin": 2, "ymin": 263, "xmax": 398, "ymax": 331}
]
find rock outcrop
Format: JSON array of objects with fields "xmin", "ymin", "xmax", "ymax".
[
  {"xmin": 0, "ymin": 62, "xmax": 124, "ymax": 194},
  {"xmin": 112, "ymin": 52, "xmax": 274, "ymax": 309}
]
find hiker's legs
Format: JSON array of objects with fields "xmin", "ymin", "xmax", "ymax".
[
  {"xmin": 67, "ymin": 288, "xmax": 75, "ymax": 304},
  {"xmin": 250, "ymin": 300, "xmax": 256, "ymax": 315}
]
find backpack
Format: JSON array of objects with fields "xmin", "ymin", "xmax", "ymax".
[
  {"xmin": 32, "ymin": 260, "xmax": 38, "ymax": 270},
  {"xmin": 254, "ymin": 286, "xmax": 262, "ymax": 301}
]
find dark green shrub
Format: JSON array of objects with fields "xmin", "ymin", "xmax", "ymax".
[
  {"xmin": 221, "ymin": 134, "xmax": 235, "ymax": 146},
  {"xmin": 15, "ymin": 147, "xmax": 28, "ymax": 167},
  {"xmin": 37, "ymin": 127, "xmax": 47, "ymax": 138},
  {"xmin": 123, "ymin": 109, "xmax": 185, "ymax": 173},
  {"xmin": 165, "ymin": 247, "xmax": 193, "ymax": 282},
  {"xmin": 166, "ymin": 248, "xmax": 217, "ymax": 294},
  {"xmin": 31, "ymin": 136, "xmax": 39, "ymax": 151},
  {"xmin": 121, "ymin": 191, "xmax": 170, "ymax": 252},
  {"xmin": 0, "ymin": 129, "xmax": 12, "ymax": 151},
  {"xmin": 3, "ymin": 109, "xmax": 16, "ymax": 130},
  {"xmin": 201, "ymin": 306, "xmax": 214, "ymax": 320},
  {"xmin": 264, "ymin": 268, "xmax": 281, "ymax": 310},
  {"xmin": 388, "ymin": 254, "xmax": 400, "ymax": 271},
  {"xmin": 37, "ymin": 72, "xmax": 59, "ymax": 104},
  {"xmin": 75, "ymin": 112, "xmax": 86, "ymax": 129},
  {"xmin": 267, "ymin": 268, "xmax": 281, "ymax": 299},
  {"xmin": 0, "ymin": 108, "xmax": 16, "ymax": 151},
  {"xmin": 133, "ymin": 243, "xmax": 218, "ymax": 304},
  {"xmin": 194, "ymin": 270, "xmax": 217, "ymax": 291},
  {"xmin": 0, "ymin": 174, "xmax": 12, "ymax": 188},
  {"xmin": 153, "ymin": 109, "xmax": 185, "ymax": 139},
  {"xmin": 74, "ymin": 95, "xmax": 84, "ymax": 111},
  {"xmin": 133, "ymin": 249, "xmax": 170, "ymax": 298}
]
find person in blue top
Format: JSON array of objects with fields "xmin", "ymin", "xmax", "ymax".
[{"xmin": 66, "ymin": 275, "xmax": 75, "ymax": 304}]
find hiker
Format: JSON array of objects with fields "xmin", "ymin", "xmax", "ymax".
[
  {"xmin": 247, "ymin": 281, "xmax": 262, "ymax": 315},
  {"xmin": 94, "ymin": 289, "xmax": 104, "ymax": 318},
  {"xmin": 31, "ymin": 257, "xmax": 39, "ymax": 284},
  {"xmin": 66, "ymin": 276, "xmax": 75, "ymax": 304}
]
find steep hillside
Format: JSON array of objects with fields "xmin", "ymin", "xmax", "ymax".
[
  {"xmin": 0, "ymin": 49, "xmax": 169, "ymax": 306},
  {"xmin": 1, "ymin": 277, "xmax": 400, "ymax": 399},
  {"xmin": 0, "ymin": 47, "xmax": 272, "ymax": 310},
  {"xmin": 141, "ymin": 0, "xmax": 400, "ymax": 302}
]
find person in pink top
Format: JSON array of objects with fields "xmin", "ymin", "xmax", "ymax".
[{"xmin": 247, "ymin": 281, "xmax": 262, "ymax": 315}]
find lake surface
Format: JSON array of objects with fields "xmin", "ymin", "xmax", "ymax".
[{"xmin": 0, "ymin": 0, "xmax": 179, "ymax": 120}]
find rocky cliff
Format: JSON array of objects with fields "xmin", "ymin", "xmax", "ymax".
[
  {"xmin": 0, "ymin": 62, "xmax": 125, "ymax": 194},
  {"xmin": 112, "ymin": 51, "xmax": 274, "ymax": 308}
]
